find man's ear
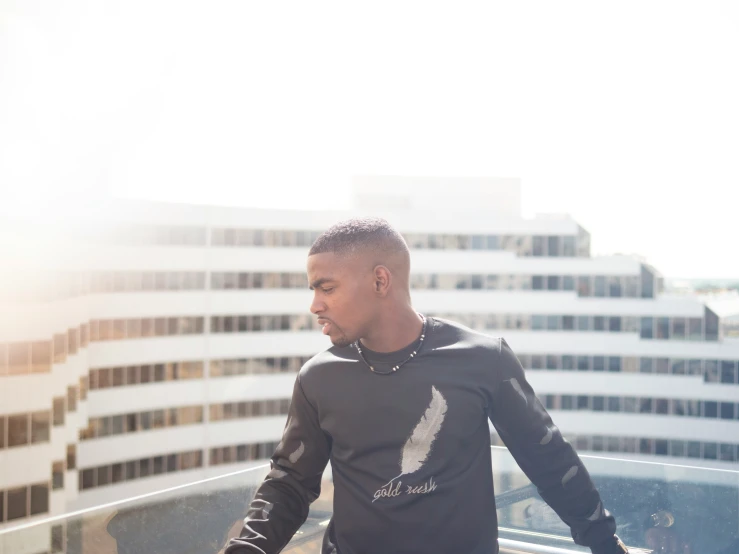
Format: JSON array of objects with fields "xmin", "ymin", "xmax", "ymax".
[{"xmin": 373, "ymin": 265, "xmax": 391, "ymax": 297}]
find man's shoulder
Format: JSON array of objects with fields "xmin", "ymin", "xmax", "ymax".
[
  {"xmin": 298, "ymin": 345, "xmax": 357, "ymax": 379},
  {"xmin": 430, "ymin": 316, "xmax": 504, "ymax": 354}
]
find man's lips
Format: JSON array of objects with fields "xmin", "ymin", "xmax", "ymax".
[{"xmin": 317, "ymin": 318, "xmax": 333, "ymax": 335}]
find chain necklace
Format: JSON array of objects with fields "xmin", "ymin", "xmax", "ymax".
[{"xmin": 355, "ymin": 314, "xmax": 427, "ymax": 375}]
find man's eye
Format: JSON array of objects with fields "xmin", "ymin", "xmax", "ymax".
[{"xmin": 322, "ymin": 288, "xmax": 334, "ymax": 294}]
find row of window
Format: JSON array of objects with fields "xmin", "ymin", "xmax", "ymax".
[
  {"xmin": 210, "ymin": 271, "xmax": 654, "ymax": 299},
  {"xmin": 541, "ymin": 393, "xmax": 739, "ymax": 420},
  {"xmin": 211, "ymin": 228, "xmax": 589, "ymax": 258},
  {"xmin": 0, "ymin": 390, "xmax": 78, "ymax": 449},
  {"xmin": 79, "ymin": 449, "xmax": 204, "ymax": 491},
  {"xmin": 75, "ymin": 270, "xmax": 657, "ymax": 299},
  {"xmin": 0, "ymin": 319, "xmax": 200, "ymax": 361},
  {"xmin": 87, "ymin": 357, "xmax": 313, "ymax": 390},
  {"xmin": 411, "ymin": 273, "xmax": 652, "ymax": 297},
  {"xmin": 210, "ymin": 356, "xmax": 311, "ymax": 377},
  {"xmin": 98, "ymin": 225, "xmax": 591, "ymax": 259},
  {"xmin": 78, "ymin": 439, "xmax": 282, "ymax": 492},
  {"xmin": 640, "ymin": 308, "xmax": 719, "ymax": 341},
  {"xmin": 91, "ymin": 272, "xmax": 206, "ymax": 293},
  {"xmin": 208, "ymin": 312, "xmax": 718, "ymax": 342},
  {"xmin": 79, "ymin": 398, "xmax": 290, "ymax": 441},
  {"xmin": 491, "ymin": 432, "xmax": 739, "ymax": 462},
  {"xmin": 209, "ymin": 441, "xmax": 281, "ymax": 466},
  {"xmin": 209, "ymin": 398, "xmax": 290, "ymax": 421},
  {"xmin": 89, "ymin": 361, "xmax": 204, "ymax": 390},
  {"xmin": 432, "ymin": 312, "xmax": 719, "ymax": 342},
  {"xmin": 0, "ymin": 411, "xmax": 52, "ymax": 449},
  {"xmin": 520, "ymin": 353, "xmax": 739, "ymax": 384},
  {"xmin": 211, "ymin": 314, "xmax": 318, "ymax": 333},
  {"xmin": 0, "ymin": 324, "xmax": 89, "ymax": 376},
  {"xmin": 80, "ymin": 405, "xmax": 204, "ymax": 440},
  {"xmin": 211, "ymin": 272, "xmax": 310, "ymax": 290},
  {"xmin": 88, "ymin": 317, "xmax": 204, "ymax": 342},
  {"xmin": 0, "ymin": 482, "xmax": 49, "ymax": 523}
]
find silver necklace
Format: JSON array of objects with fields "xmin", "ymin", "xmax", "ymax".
[{"xmin": 355, "ymin": 315, "xmax": 427, "ymax": 375}]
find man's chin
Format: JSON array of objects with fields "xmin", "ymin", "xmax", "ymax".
[{"xmin": 330, "ymin": 335, "xmax": 353, "ymax": 348}]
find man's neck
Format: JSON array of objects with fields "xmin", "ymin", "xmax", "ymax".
[{"xmin": 359, "ymin": 309, "xmax": 423, "ymax": 353}]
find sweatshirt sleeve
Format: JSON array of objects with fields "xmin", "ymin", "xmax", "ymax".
[
  {"xmin": 487, "ymin": 338, "xmax": 620, "ymax": 553},
  {"xmin": 225, "ymin": 374, "xmax": 331, "ymax": 554}
]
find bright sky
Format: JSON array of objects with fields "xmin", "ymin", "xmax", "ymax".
[{"xmin": 2, "ymin": 1, "xmax": 738, "ymax": 279}]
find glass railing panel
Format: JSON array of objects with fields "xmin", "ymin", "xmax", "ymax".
[
  {"xmin": 2, "ymin": 450, "xmax": 737, "ymax": 554},
  {"xmin": 0, "ymin": 466, "xmax": 270, "ymax": 554},
  {"xmin": 0, "ymin": 463, "xmax": 333, "ymax": 554},
  {"xmin": 492, "ymin": 446, "xmax": 739, "ymax": 554}
]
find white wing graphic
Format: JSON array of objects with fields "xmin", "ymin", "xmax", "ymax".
[
  {"xmin": 382, "ymin": 386, "xmax": 447, "ymax": 487},
  {"xmin": 288, "ymin": 441, "xmax": 305, "ymax": 464},
  {"xmin": 507, "ymin": 378, "xmax": 527, "ymax": 405}
]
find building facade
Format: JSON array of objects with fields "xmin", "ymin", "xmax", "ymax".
[{"xmin": 1, "ymin": 177, "xmax": 737, "ymax": 551}]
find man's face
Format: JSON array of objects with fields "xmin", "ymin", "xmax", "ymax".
[{"xmin": 307, "ymin": 252, "xmax": 377, "ymax": 347}]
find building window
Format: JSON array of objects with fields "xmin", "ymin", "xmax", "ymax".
[
  {"xmin": 703, "ymin": 401, "xmax": 718, "ymax": 418},
  {"xmin": 640, "ymin": 317, "xmax": 654, "ymax": 339},
  {"xmin": 9, "ymin": 342, "xmax": 30, "ymax": 375},
  {"xmin": 593, "ymin": 276, "xmax": 606, "ymax": 297},
  {"xmin": 547, "ymin": 236, "xmax": 560, "ymax": 257},
  {"xmin": 577, "ymin": 276, "xmax": 591, "ymax": 297},
  {"xmin": 720, "ymin": 402, "xmax": 735, "ymax": 420},
  {"xmin": 655, "ymin": 358, "xmax": 669, "ymax": 374},
  {"xmin": 532, "ymin": 236, "xmax": 545, "ymax": 257},
  {"xmin": 704, "ymin": 360, "xmax": 719, "ymax": 382},
  {"xmin": 562, "ymin": 276, "xmax": 575, "ymax": 290},
  {"xmin": 67, "ymin": 444, "xmax": 77, "ymax": 470},
  {"xmin": 721, "ymin": 361, "xmax": 737, "ymax": 384},
  {"xmin": 31, "ymin": 341, "xmax": 51, "ymax": 373},
  {"xmin": 52, "ymin": 461, "xmax": 65, "ymax": 490},
  {"xmin": 608, "ymin": 277, "xmax": 622, "ymax": 297},
  {"xmin": 31, "ymin": 412, "xmax": 50, "ymax": 443},
  {"xmin": 7, "ymin": 487, "xmax": 27, "ymax": 520},
  {"xmin": 53, "ymin": 397, "xmax": 65, "ymax": 426},
  {"xmin": 67, "ymin": 386, "xmax": 78, "ymax": 412},
  {"xmin": 8, "ymin": 414, "xmax": 29, "ymax": 447},
  {"xmin": 655, "ymin": 317, "xmax": 670, "ymax": 340}
]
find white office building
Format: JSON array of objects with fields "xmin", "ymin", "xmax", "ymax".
[{"xmin": 2, "ymin": 177, "xmax": 737, "ymax": 544}]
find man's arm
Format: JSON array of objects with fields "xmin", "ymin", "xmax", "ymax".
[
  {"xmin": 487, "ymin": 338, "xmax": 627, "ymax": 554},
  {"xmin": 225, "ymin": 375, "xmax": 331, "ymax": 554}
]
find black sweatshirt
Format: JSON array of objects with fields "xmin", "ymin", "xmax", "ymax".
[{"xmin": 225, "ymin": 317, "xmax": 620, "ymax": 554}]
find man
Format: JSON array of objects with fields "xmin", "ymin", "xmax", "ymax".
[{"xmin": 225, "ymin": 217, "xmax": 629, "ymax": 554}]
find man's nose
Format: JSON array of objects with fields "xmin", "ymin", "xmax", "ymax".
[{"xmin": 310, "ymin": 296, "xmax": 325, "ymax": 315}]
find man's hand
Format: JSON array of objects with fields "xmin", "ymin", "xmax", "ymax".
[{"xmin": 592, "ymin": 535, "xmax": 630, "ymax": 554}]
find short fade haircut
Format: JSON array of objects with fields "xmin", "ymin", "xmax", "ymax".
[{"xmin": 309, "ymin": 217, "xmax": 409, "ymax": 259}]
